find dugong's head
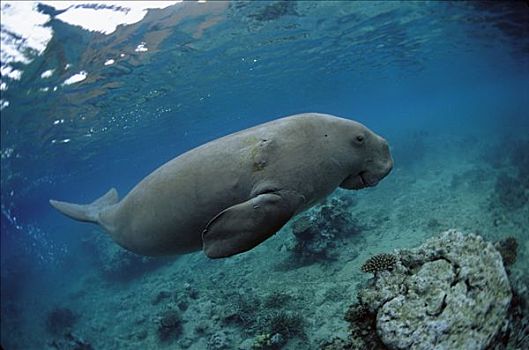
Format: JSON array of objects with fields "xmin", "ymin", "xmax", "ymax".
[{"xmin": 339, "ymin": 120, "xmax": 393, "ymax": 190}]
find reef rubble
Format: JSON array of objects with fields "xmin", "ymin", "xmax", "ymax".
[{"xmin": 351, "ymin": 230, "xmax": 512, "ymax": 350}]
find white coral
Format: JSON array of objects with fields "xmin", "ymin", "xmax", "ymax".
[{"xmin": 361, "ymin": 230, "xmax": 511, "ymax": 350}]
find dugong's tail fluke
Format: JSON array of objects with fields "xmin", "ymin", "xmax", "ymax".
[{"xmin": 49, "ymin": 188, "xmax": 119, "ymax": 223}]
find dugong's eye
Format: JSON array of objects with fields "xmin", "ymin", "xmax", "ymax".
[{"xmin": 355, "ymin": 135, "xmax": 364, "ymax": 143}]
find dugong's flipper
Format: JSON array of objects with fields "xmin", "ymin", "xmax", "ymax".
[
  {"xmin": 202, "ymin": 191, "xmax": 303, "ymax": 258},
  {"xmin": 49, "ymin": 188, "xmax": 119, "ymax": 223}
]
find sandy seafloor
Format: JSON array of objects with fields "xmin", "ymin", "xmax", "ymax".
[{"xmin": 3, "ymin": 128, "xmax": 528, "ymax": 350}]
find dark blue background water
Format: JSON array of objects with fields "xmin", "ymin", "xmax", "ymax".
[{"xmin": 1, "ymin": 2, "xmax": 528, "ymax": 348}]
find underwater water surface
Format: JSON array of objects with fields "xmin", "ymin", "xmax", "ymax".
[{"xmin": 1, "ymin": 1, "xmax": 528, "ymax": 349}]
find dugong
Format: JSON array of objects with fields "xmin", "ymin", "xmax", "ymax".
[{"xmin": 50, "ymin": 113, "xmax": 393, "ymax": 258}]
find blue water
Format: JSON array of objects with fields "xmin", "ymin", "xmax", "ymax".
[{"xmin": 1, "ymin": 2, "xmax": 528, "ymax": 349}]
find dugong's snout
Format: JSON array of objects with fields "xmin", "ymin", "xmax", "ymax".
[
  {"xmin": 340, "ymin": 134, "xmax": 393, "ymax": 190},
  {"xmin": 364, "ymin": 136, "xmax": 393, "ymax": 186},
  {"xmin": 377, "ymin": 138, "xmax": 393, "ymax": 174}
]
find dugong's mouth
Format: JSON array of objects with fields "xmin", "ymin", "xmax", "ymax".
[
  {"xmin": 359, "ymin": 172, "xmax": 380, "ymax": 187},
  {"xmin": 339, "ymin": 172, "xmax": 380, "ymax": 190}
]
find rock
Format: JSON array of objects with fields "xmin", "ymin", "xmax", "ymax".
[
  {"xmin": 249, "ymin": 333, "xmax": 285, "ymax": 349},
  {"xmin": 207, "ymin": 331, "xmax": 231, "ymax": 350},
  {"xmin": 178, "ymin": 336, "xmax": 194, "ymax": 349},
  {"xmin": 359, "ymin": 230, "xmax": 511, "ymax": 350},
  {"xmin": 184, "ymin": 282, "xmax": 199, "ymax": 299},
  {"xmin": 47, "ymin": 332, "xmax": 93, "ymax": 350},
  {"xmin": 151, "ymin": 290, "xmax": 171, "ymax": 305},
  {"xmin": 238, "ymin": 338, "xmax": 254, "ymax": 350},
  {"xmin": 320, "ymin": 337, "xmax": 352, "ymax": 350},
  {"xmin": 157, "ymin": 309, "xmax": 182, "ymax": 342},
  {"xmin": 292, "ymin": 216, "xmax": 315, "ymax": 240},
  {"xmin": 280, "ymin": 193, "xmax": 363, "ymax": 268},
  {"xmin": 270, "ymin": 333, "xmax": 285, "ymax": 347},
  {"xmin": 132, "ymin": 329, "xmax": 147, "ymax": 341},
  {"xmin": 45, "ymin": 307, "xmax": 79, "ymax": 335},
  {"xmin": 494, "ymin": 236, "xmax": 518, "ymax": 266}
]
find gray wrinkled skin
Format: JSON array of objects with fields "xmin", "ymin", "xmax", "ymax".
[{"xmin": 50, "ymin": 113, "xmax": 393, "ymax": 258}]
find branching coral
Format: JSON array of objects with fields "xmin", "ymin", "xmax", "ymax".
[
  {"xmin": 261, "ymin": 311, "xmax": 305, "ymax": 340},
  {"xmin": 361, "ymin": 253, "xmax": 397, "ymax": 274},
  {"xmin": 219, "ymin": 290, "xmax": 305, "ymax": 347}
]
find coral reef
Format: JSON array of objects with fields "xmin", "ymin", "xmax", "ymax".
[
  {"xmin": 319, "ymin": 337, "xmax": 352, "ymax": 350},
  {"xmin": 47, "ymin": 332, "xmax": 93, "ymax": 350},
  {"xmin": 251, "ymin": 333, "xmax": 273, "ymax": 349},
  {"xmin": 222, "ymin": 291, "xmax": 261, "ymax": 329},
  {"xmin": 251, "ymin": 332, "xmax": 285, "ymax": 349},
  {"xmin": 497, "ymin": 292, "xmax": 529, "ymax": 349},
  {"xmin": 288, "ymin": 214, "xmax": 338, "ymax": 263},
  {"xmin": 263, "ymin": 291, "xmax": 291, "ymax": 309},
  {"xmin": 283, "ymin": 195, "xmax": 361, "ymax": 266},
  {"xmin": 261, "ymin": 311, "xmax": 305, "ymax": 340},
  {"xmin": 207, "ymin": 331, "xmax": 231, "ymax": 350},
  {"xmin": 46, "ymin": 307, "xmax": 79, "ymax": 335},
  {"xmin": 494, "ymin": 236, "xmax": 518, "ymax": 267},
  {"xmin": 486, "ymin": 261, "xmax": 529, "ymax": 349},
  {"xmin": 342, "ymin": 302, "xmax": 383, "ymax": 349},
  {"xmin": 184, "ymin": 281, "xmax": 200, "ymax": 299},
  {"xmin": 360, "ymin": 253, "xmax": 397, "ymax": 274},
  {"xmin": 157, "ymin": 309, "xmax": 182, "ymax": 342},
  {"xmin": 219, "ymin": 289, "xmax": 305, "ymax": 348},
  {"xmin": 354, "ymin": 230, "xmax": 512, "ymax": 350},
  {"xmin": 320, "ymin": 337, "xmax": 353, "ymax": 350},
  {"xmin": 492, "ymin": 174, "xmax": 528, "ymax": 210},
  {"xmin": 194, "ymin": 322, "xmax": 209, "ymax": 336}
]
